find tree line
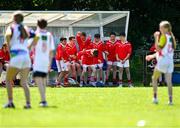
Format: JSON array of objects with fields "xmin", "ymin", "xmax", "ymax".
[{"xmin": 0, "ymin": 0, "xmax": 179, "ymax": 50}]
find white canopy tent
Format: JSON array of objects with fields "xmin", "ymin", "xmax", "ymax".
[{"xmin": 0, "ymin": 11, "xmax": 130, "ymax": 46}]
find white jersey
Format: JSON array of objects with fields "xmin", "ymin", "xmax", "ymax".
[
  {"xmin": 33, "ymin": 29, "xmax": 55, "ymax": 73},
  {"xmin": 156, "ymin": 33, "xmax": 174, "ymax": 60},
  {"xmin": 156, "ymin": 33, "xmax": 174, "ymax": 73},
  {"xmin": 5, "ymin": 23, "xmax": 31, "ymax": 69},
  {"xmin": 6, "ymin": 23, "xmax": 29, "ymax": 52}
]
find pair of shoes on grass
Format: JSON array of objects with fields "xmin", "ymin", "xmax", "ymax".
[
  {"xmin": 3, "ymin": 101, "xmax": 48, "ymax": 109},
  {"xmin": 152, "ymin": 98, "xmax": 173, "ymax": 105},
  {"xmin": 4, "ymin": 102, "xmax": 31, "ymax": 109}
]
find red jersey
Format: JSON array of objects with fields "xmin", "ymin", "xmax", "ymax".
[
  {"xmin": 78, "ymin": 50, "xmax": 93, "ymax": 65},
  {"xmin": 92, "ymin": 41, "xmax": 104, "ymax": 64},
  {"xmin": 150, "ymin": 43, "xmax": 156, "ymax": 52},
  {"xmin": 0, "ymin": 50, "xmax": 10, "ymax": 62},
  {"xmin": 66, "ymin": 42, "xmax": 78, "ymax": 62},
  {"xmin": 116, "ymin": 41, "xmax": 132, "ymax": 60},
  {"xmin": 55, "ymin": 43, "xmax": 68, "ymax": 61},
  {"xmin": 76, "ymin": 34, "xmax": 91, "ymax": 51},
  {"xmin": 77, "ymin": 42, "xmax": 93, "ymax": 61},
  {"xmin": 105, "ymin": 40, "xmax": 120, "ymax": 61}
]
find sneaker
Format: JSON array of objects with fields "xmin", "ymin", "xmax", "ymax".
[
  {"xmin": 168, "ymin": 101, "xmax": 173, "ymax": 106},
  {"xmin": 24, "ymin": 104, "xmax": 31, "ymax": 109},
  {"xmin": 113, "ymin": 81, "xmax": 118, "ymax": 85},
  {"xmin": 3, "ymin": 102, "xmax": 15, "ymax": 108},
  {"xmin": 153, "ymin": 98, "xmax": 158, "ymax": 104},
  {"xmin": 39, "ymin": 101, "xmax": 48, "ymax": 107},
  {"xmin": 89, "ymin": 81, "xmax": 96, "ymax": 87},
  {"xmin": 80, "ymin": 81, "xmax": 84, "ymax": 87},
  {"xmin": 105, "ymin": 82, "xmax": 109, "ymax": 86},
  {"xmin": 128, "ymin": 84, "xmax": 134, "ymax": 88},
  {"xmin": 118, "ymin": 83, "xmax": 123, "ymax": 87},
  {"xmin": 128, "ymin": 82, "xmax": 134, "ymax": 87}
]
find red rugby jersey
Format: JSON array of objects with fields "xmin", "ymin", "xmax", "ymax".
[
  {"xmin": 92, "ymin": 41, "xmax": 104, "ymax": 64},
  {"xmin": 0, "ymin": 49, "xmax": 10, "ymax": 62},
  {"xmin": 66, "ymin": 42, "xmax": 78, "ymax": 62},
  {"xmin": 76, "ymin": 34, "xmax": 91, "ymax": 51},
  {"xmin": 55, "ymin": 43, "xmax": 68, "ymax": 61},
  {"xmin": 78, "ymin": 50, "xmax": 93, "ymax": 65},
  {"xmin": 105, "ymin": 40, "xmax": 120, "ymax": 61},
  {"xmin": 116, "ymin": 41, "xmax": 132, "ymax": 60}
]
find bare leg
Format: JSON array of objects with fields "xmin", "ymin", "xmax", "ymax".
[
  {"xmin": 125, "ymin": 68, "xmax": 131, "ymax": 80},
  {"xmin": 106, "ymin": 65, "xmax": 112, "ymax": 82},
  {"xmin": 81, "ymin": 67, "xmax": 87, "ymax": 84},
  {"xmin": 42, "ymin": 77, "xmax": 47, "ymax": 101},
  {"xmin": 76, "ymin": 63, "xmax": 81, "ymax": 82},
  {"xmin": 67, "ymin": 62, "xmax": 72, "ymax": 78},
  {"xmin": 152, "ymin": 69, "xmax": 161, "ymax": 102},
  {"xmin": 119, "ymin": 67, "xmax": 124, "ymax": 82},
  {"xmin": 35, "ymin": 77, "xmax": 46, "ymax": 102},
  {"xmin": 71, "ymin": 63, "xmax": 76, "ymax": 80},
  {"xmin": 165, "ymin": 73, "xmax": 173, "ymax": 104},
  {"xmin": 5, "ymin": 67, "xmax": 19, "ymax": 103},
  {"xmin": 20, "ymin": 68, "xmax": 30, "ymax": 105},
  {"xmin": 58, "ymin": 72, "xmax": 64, "ymax": 83},
  {"xmin": 125, "ymin": 67, "xmax": 132, "ymax": 86},
  {"xmin": 113, "ymin": 65, "xmax": 117, "ymax": 82},
  {"xmin": 99, "ymin": 68, "xmax": 103, "ymax": 82},
  {"xmin": 0, "ymin": 63, "xmax": 3, "ymax": 78}
]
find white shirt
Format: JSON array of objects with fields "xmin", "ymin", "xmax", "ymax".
[
  {"xmin": 156, "ymin": 33, "xmax": 174, "ymax": 62},
  {"xmin": 33, "ymin": 29, "xmax": 55, "ymax": 73},
  {"xmin": 5, "ymin": 23, "xmax": 29, "ymax": 53}
]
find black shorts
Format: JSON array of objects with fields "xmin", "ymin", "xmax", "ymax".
[{"xmin": 33, "ymin": 71, "xmax": 47, "ymax": 78}]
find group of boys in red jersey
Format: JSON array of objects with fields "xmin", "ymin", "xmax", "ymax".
[{"xmin": 55, "ymin": 31, "xmax": 133, "ymax": 87}]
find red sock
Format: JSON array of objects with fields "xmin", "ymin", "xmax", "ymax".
[
  {"xmin": 128, "ymin": 80, "xmax": 132, "ymax": 84},
  {"xmin": 64, "ymin": 77, "xmax": 68, "ymax": 83},
  {"xmin": 113, "ymin": 79, "xmax": 117, "ymax": 82},
  {"xmin": 119, "ymin": 80, "xmax": 122, "ymax": 83},
  {"xmin": 72, "ymin": 77, "xmax": 76, "ymax": 81},
  {"xmin": 94, "ymin": 77, "xmax": 97, "ymax": 82}
]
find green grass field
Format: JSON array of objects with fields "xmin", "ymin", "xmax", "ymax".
[{"xmin": 0, "ymin": 87, "xmax": 180, "ymax": 128}]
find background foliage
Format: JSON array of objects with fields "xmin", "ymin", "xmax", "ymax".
[{"xmin": 0, "ymin": 0, "xmax": 179, "ymax": 50}]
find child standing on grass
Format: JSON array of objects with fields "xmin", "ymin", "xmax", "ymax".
[
  {"xmin": 4, "ymin": 11, "xmax": 32, "ymax": 109},
  {"xmin": 146, "ymin": 21, "xmax": 176, "ymax": 105},
  {"xmin": 32, "ymin": 19, "xmax": 55, "ymax": 107}
]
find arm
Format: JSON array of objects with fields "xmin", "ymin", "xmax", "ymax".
[
  {"xmin": 171, "ymin": 32, "xmax": 176, "ymax": 49},
  {"xmin": 123, "ymin": 44, "xmax": 132, "ymax": 62},
  {"xmin": 76, "ymin": 32, "xmax": 82, "ymax": 46},
  {"xmin": 146, "ymin": 53, "xmax": 156, "ymax": 61},
  {"xmin": 49, "ymin": 34, "xmax": 55, "ymax": 71},
  {"xmin": 49, "ymin": 50, "xmax": 54, "ymax": 71},
  {"xmin": 116, "ymin": 54, "xmax": 120, "ymax": 61},
  {"xmin": 5, "ymin": 26, "xmax": 12, "ymax": 48},
  {"xmin": 28, "ymin": 36, "xmax": 39, "ymax": 49},
  {"xmin": 154, "ymin": 32, "xmax": 166, "ymax": 51}
]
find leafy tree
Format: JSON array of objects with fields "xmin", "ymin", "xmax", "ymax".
[{"xmin": 0, "ymin": 0, "xmax": 179, "ymax": 49}]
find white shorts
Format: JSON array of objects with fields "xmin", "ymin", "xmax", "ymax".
[
  {"xmin": 117, "ymin": 60, "xmax": 130, "ymax": 68},
  {"xmin": 82, "ymin": 64, "xmax": 93, "ymax": 72},
  {"xmin": 156, "ymin": 58, "xmax": 174, "ymax": 73},
  {"xmin": 56, "ymin": 60, "xmax": 61, "ymax": 72},
  {"xmin": 92, "ymin": 63, "xmax": 103, "ymax": 70},
  {"xmin": 56, "ymin": 60, "xmax": 68, "ymax": 72},
  {"xmin": 10, "ymin": 55, "xmax": 31, "ymax": 69},
  {"xmin": 107, "ymin": 61, "xmax": 117, "ymax": 66}
]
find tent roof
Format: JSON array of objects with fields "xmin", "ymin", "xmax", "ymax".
[{"xmin": 0, "ymin": 11, "xmax": 129, "ymax": 27}]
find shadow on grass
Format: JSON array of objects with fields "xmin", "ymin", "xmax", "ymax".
[{"xmin": 39, "ymin": 105, "xmax": 58, "ymax": 109}]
